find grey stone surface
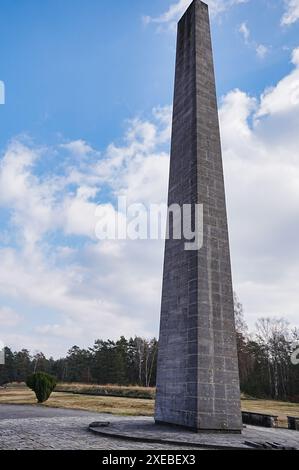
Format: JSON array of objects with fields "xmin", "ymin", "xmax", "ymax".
[
  {"xmin": 0, "ymin": 403, "xmax": 99, "ymax": 420},
  {"xmin": 0, "ymin": 405, "xmax": 200, "ymax": 450},
  {"xmin": 1, "ymin": 406, "xmax": 297, "ymax": 450},
  {"xmin": 155, "ymin": 0, "xmax": 242, "ymax": 431},
  {"xmin": 90, "ymin": 418, "xmax": 299, "ymax": 450}
]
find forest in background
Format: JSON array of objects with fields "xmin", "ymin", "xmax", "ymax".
[{"xmin": 1, "ymin": 296, "xmax": 299, "ymax": 401}]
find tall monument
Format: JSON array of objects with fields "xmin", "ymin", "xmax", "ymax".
[{"xmin": 155, "ymin": 0, "xmax": 242, "ymax": 432}]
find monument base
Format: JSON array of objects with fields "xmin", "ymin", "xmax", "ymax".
[
  {"xmin": 155, "ymin": 420, "xmax": 242, "ymax": 435},
  {"xmin": 88, "ymin": 418, "xmax": 299, "ymax": 450}
]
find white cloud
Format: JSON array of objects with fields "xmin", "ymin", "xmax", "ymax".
[
  {"xmin": 0, "ymin": 307, "xmax": 22, "ymax": 327},
  {"xmin": 0, "ymin": 141, "xmax": 58, "ymax": 248},
  {"xmin": 256, "ymin": 48, "xmax": 299, "ymax": 117},
  {"xmin": 61, "ymin": 140, "xmax": 93, "ymax": 157},
  {"xmin": 256, "ymin": 44, "xmax": 268, "ymax": 59},
  {"xmin": 281, "ymin": 0, "xmax": 299, "ymax": 25},
  {"xmin": 238, "ymin": 22, "xmax": 268, "ymax": 59},
  {"xmin": 0, "ymin": 109, "xmax": 171, "ymax": 356},
  {"xmin": 292, "ymin": 46, "xmax": 299, "ymax": 65},
  {"xmin": 2, "ymin": 47, "xmax": 299, "ymax": 355},
  {"xmin": 1, "ymin": 333, "xmax": 52, "ymax": 355},
  {"xmin": 219, "ymin": 46, "xmax": 299, "ymax": 327},
  {"xmin": 145, "ymin": 0, "xmax": 248, "ymax": 31},
  {"xmin": 239, "ymin": 22, "xmax": 250, "ymax": 44},
  {"xmin": 34, "ymin": 321, "xmax": 83, "ymax": 339}
]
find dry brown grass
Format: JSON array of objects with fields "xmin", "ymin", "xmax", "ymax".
[
  {"xmin": 0, "ymin": 384, "xmax": 154, "ymax": 416},
  {"xmin": 241, "ymin": 398, "xmax": 299, "ymax": 428},
  {"xmin": 1, "ymin": 383, "xmax": 298, "ymax": 426}
]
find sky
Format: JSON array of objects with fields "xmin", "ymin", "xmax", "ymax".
[{"xmin": 1, "ymin": 0, "xmax": 299, "ymax": 357}]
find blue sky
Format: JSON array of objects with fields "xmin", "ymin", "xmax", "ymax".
[
  {"xmin": 0, "ymin": 0, "xmax": 297, "ymax": 150},
  {"xmin": 1, "ymin": 0, "xmax": 299, "ymax": 357}
]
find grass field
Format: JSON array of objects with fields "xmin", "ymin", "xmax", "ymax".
[
  {"xmin": 0, "ymin": 383, "xmax": 298, "ymax": 427},
  {"xmin": 56, "ymin": 382, "xmax": 155, "ymax": 399},
  {"xmin": 0, "ymin": 383, "xmax": 154, "ymax": 416}
]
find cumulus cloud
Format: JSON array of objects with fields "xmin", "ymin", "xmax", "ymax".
[
  {"xmin": 256, "ymin": 47, "xmax": 299, "ymax": 117},
  {"xmin": 0, "ymin": 109, "xmax": 170, "ymax": 355},
  {"xmin": 1, "ymin": 47, "xmax": 299, "ymax": 355},
  {"xmin": 219, "ymin": 47, "xmax": 299, "ymax": 327},
  {"xmin": 0, "ymin": 141, "xmax": 58, "ymax": 248},
  {"xmin": 61, "ymin": 139, "xmax": 93, "ymax": 157},
  {"xmin": 144, "ymin": 0, "xmax": 249, "ymax": 31},
  {"xmin": 281, "ymin": 0, "xmax": 299, "ymax": 25}
]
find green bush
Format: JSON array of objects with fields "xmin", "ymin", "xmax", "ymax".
[{"xmin": 26, "ymin": 372, "xmax": 57, "ymax": 403}]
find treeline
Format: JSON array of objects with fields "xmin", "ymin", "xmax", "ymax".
[
  {"xmin": 0, "ymin": 337, "xmax": 158, "ymax": 388},
  {"xmin": 1, "ymin": 299, "xmax": 299, "ymax": 401},
  {"xmin": 234, "ymin": 295, "xmax": 299, "ymax": 401}
]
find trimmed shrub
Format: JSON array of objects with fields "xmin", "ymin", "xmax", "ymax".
[{"xmin": 26, "ymin": 372, "xmax": 57, "ymax": 403}]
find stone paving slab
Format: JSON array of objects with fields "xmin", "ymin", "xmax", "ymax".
[
  {"xmin": 0, "ymin": 416, "xmax": 207, "ymax": 450},
  {"xmin": 89, "ymin": 418, "xmax": 299, "ymax": 450},
  {"xmin": 0, "ymin": 403, "xmax": 100, "ymax": 420},
  {"xmin": 0, "ymin": 405, "xmax": 200, "ymax": 450},
  {"xmin": 1, "ymin": 405, "xmax": 299, "ymax": 450}
]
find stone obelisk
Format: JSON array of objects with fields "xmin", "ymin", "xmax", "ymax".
[{"xmin": 155, "ymin": 0, "xmax": 242, "ymax": 432}]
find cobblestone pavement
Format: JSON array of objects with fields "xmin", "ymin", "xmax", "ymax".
[
  {"xmin": 2, "ymin": 405, "xmax": 298, "ymax": 450},
  {"xmin": 0, "ymin": 405, "xmax": 198, "ymax": 450}
]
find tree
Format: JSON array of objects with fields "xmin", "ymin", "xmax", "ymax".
[
  {"xmin": 92, "ymin": 340, "xmax": 119, "ymax": 384},
  {"xmin": 234, "ymin": 292, "xmax": 248, "ymax": 336},
  {"xmin": 32, "ymin": 352, "xmax": 48, "ymax": 373},
  {"xmin": 65, "ymin": 346, "xmax": 93, "ymax": 383},
  {"xmin": 114, "ymin": 337, "xmax": 129, "ymax": 385},
  {"xmin": 234, "ymin": 294, "xmax": 254, "ymax": 389},
  {"xmin": 2, "ymin": 318, "xmax": 297, "ymax": 401},
  {"xmin": 14, "ymin": 349, "xmax": 31, "ymax": 382},
  {"xmin": 26, "ymin": 372, "xmax": 57, "ymax": 403},
  {"xmin": 144, "ymin": 338, "xmax": 158, "ymax": 387},
  {"xmin": 255, "ymin": 318, "xmax": 291, "ymax": 399}
]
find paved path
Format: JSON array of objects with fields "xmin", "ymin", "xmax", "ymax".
[
  {"xmin": 90, "ymin": 418, "xmax": 299, "ymax": 450},
  {"xmin": 0, "ymin": 405, "xmax": 198, "ymax": 450},
  {"xmin": 1, "ymin": 405, "xmax": 298, "ymax": 450}
]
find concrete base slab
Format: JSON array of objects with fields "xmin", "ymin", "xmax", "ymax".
[{"xmin": 89, "ymin": 417, "xmax": 299, "ymax": 450}]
